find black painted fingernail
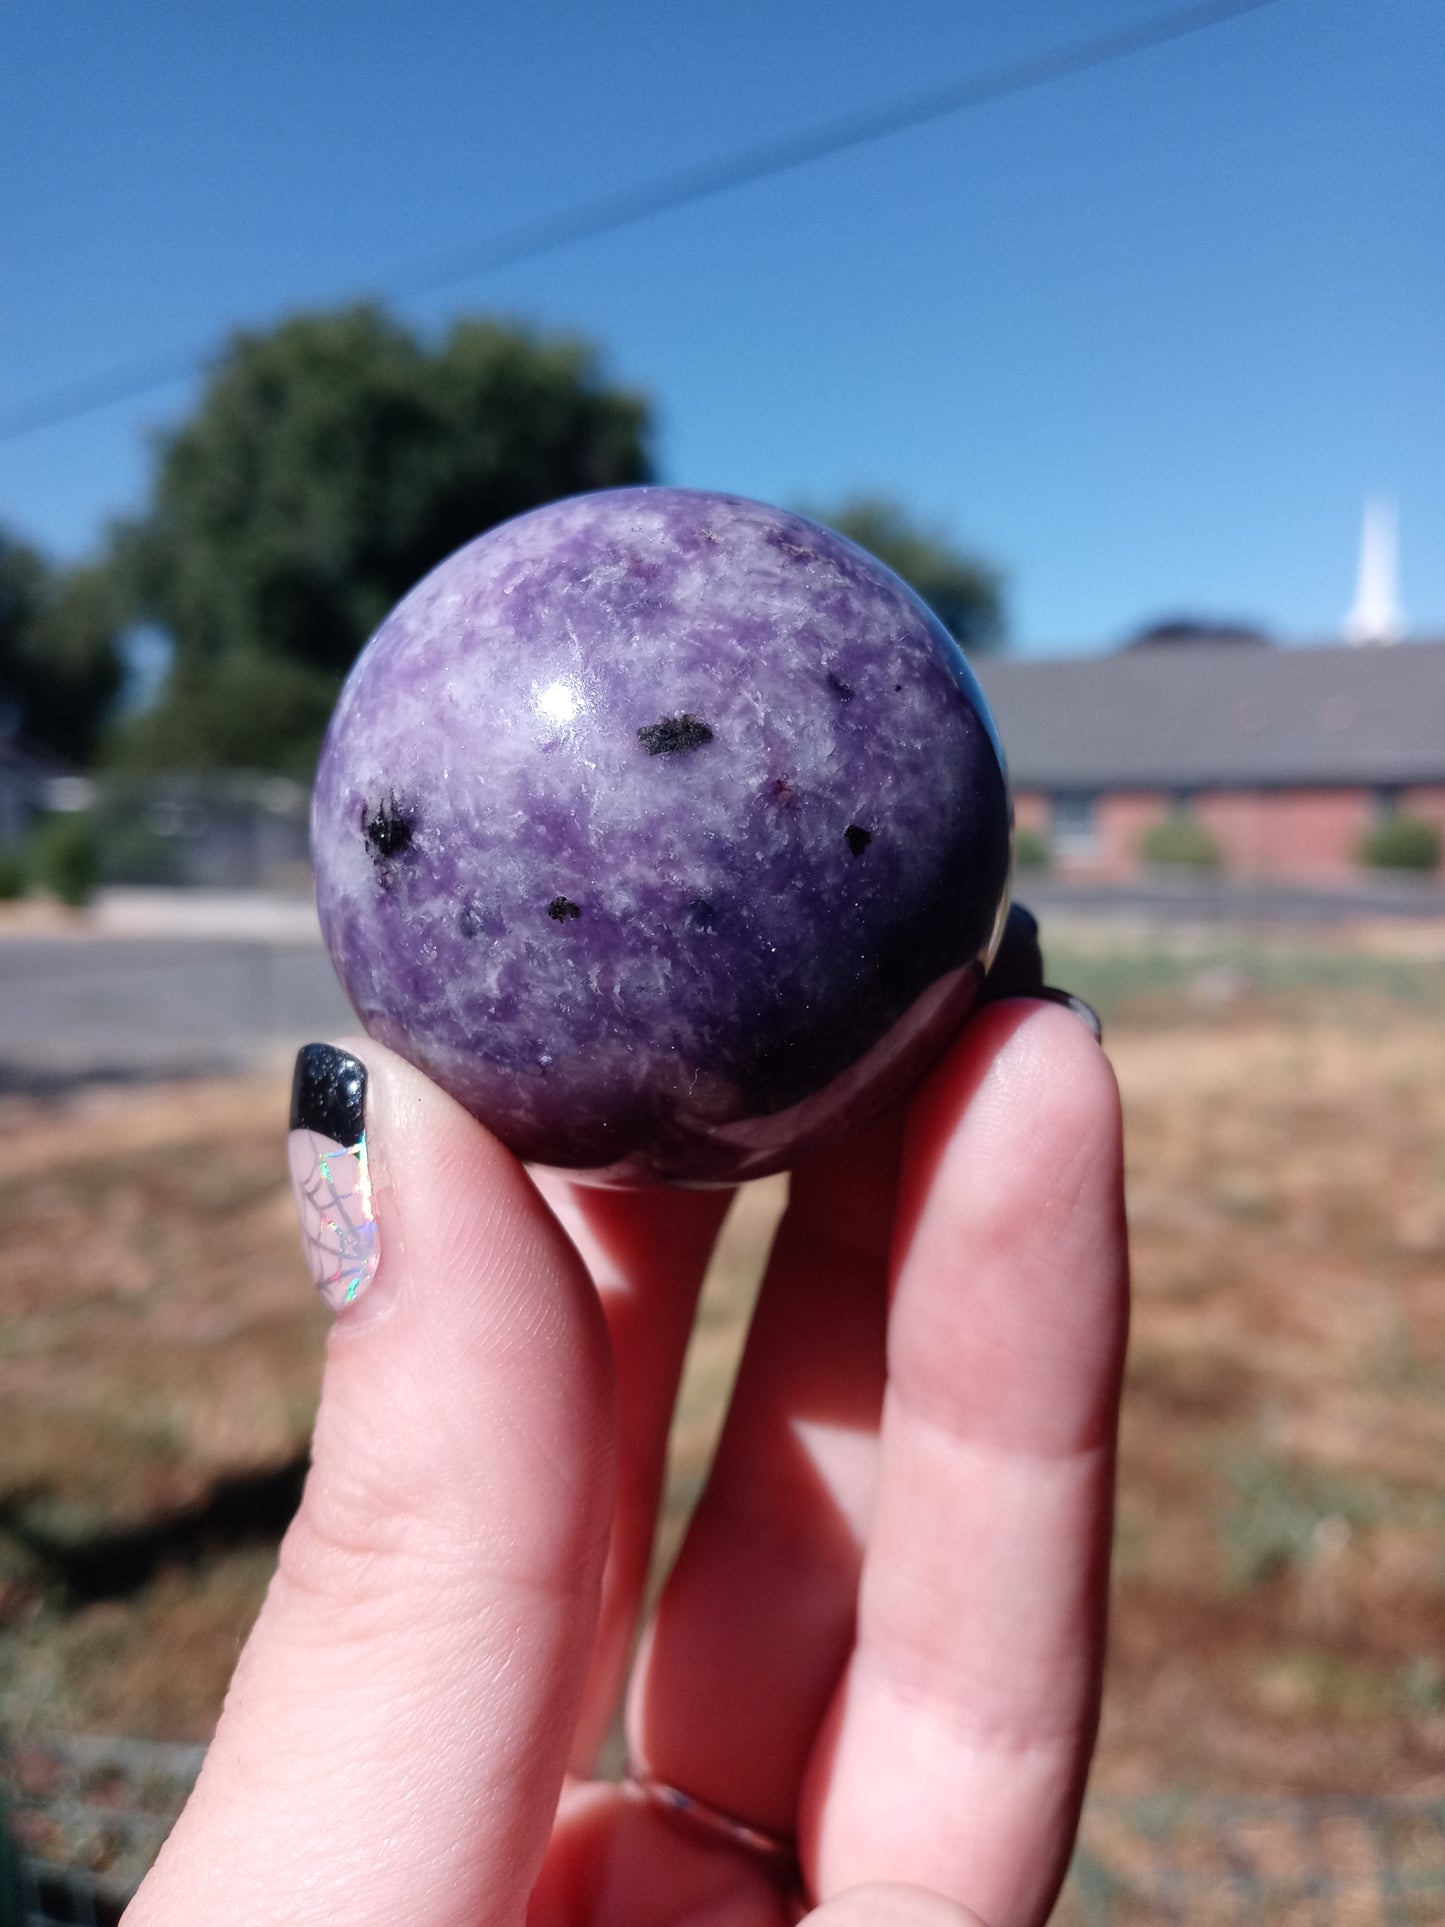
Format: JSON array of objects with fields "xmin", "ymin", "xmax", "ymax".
[
  {"xmin": 287, "ymin": 1043, "xmax": 380, "ymax": 1310},
  {"xmin": 980, "ymin": 902, "xmax": 1045, "ymax": 1003},
  {"xmin": 1039, "ymin": 986, "xmax": 1104, "ymax": 1043}
]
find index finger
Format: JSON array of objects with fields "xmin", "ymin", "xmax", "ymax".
[{"xmin": 803, "ymin": 1002, "xmax": 1129, "ymax": 1927}]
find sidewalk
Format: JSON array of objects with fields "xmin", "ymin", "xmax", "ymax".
[
  {"xmin": 0, "ymin": 888, "xmax": 324, "ymax": 946},
  {"xmin": 3, "ymin": 876, "xmax": 1442, "ymax": 951}
]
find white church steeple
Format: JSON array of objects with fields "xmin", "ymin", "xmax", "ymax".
[{"xmin": 1343, "ymin": 497, "xmax": 1406, "ymax": 645}]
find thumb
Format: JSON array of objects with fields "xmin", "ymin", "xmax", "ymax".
[
  {"xmin": 803, "ymin": 1886, "xmax": 992, "ymax": 1927},
  {"xmin": 127, "ymin": 1042, "xmax": 616, "ymax": 1927}
]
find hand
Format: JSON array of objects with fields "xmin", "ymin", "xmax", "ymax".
[{"xmin": 125, "ymin": 995, "xmax": 1127, "ymax": 1927}]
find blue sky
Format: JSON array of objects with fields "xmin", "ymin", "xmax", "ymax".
[{"xmin": 1, "ymin": 0, "xmax": 1440, "ymax": 654}]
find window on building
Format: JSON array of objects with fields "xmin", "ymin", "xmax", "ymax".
[
  {"xmin": 1373, "ymin": 786, "xmax": 1401, "ymax": 822},
  {"xmin": 1051, "ymin": 791, "xmax": 1098, "ymax": 854}
]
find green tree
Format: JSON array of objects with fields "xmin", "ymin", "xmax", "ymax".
[
  {"xmin": 1138, "ymin": 816, "xmax": 1222, "ymax": 871},
  {"xmin": 1359, "ymin": 816, "xmax": 1439, "ymax": 873},
  {"xmin": 0, "ymin": 530, "xmax": 125, "ymax": 764},
  {"xmin": 108, "ymin": 305, "xmax": 654, "ymax": 769},
  {"xmin": 800, "ymin": 494, "xmax": 1004, "ymax": 651}
]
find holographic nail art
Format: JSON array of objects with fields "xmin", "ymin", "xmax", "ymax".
[{"xmin": 288, "ymin": 1044, "xmax": 379, "ymax": 1310}]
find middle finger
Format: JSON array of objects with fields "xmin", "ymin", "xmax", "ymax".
[
  {"xmin": 626, "ymin": 1116, "xmax": 903, "ymax": 1837},
  {"xmin": 536, "ymin": 1174, "xmax": 736, "ymax": 1770}
]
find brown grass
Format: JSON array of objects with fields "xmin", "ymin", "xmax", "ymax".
[{"xmin": 2, "ymin": 929, "xmax": 1443, "ymax": 1811}]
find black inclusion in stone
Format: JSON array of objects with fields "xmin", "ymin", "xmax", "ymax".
[
  {"xmin": 638, "ymin": 714, "xmax": 713, "ymax": 755},
  {"xmin": 290, "ymin": 1043, "xmax": 366, "ymax": 1147},
  {"xmin": 844, "ymin": 824, "xmax": 872, "ymax": 857},
  {"xmin": 686, "ymin": 898, "xmax": 717, "ymax": 932},
  {"xmin": 362, "ymin": 792, "xmax": 415, "ymax": 862},
  {"xmin": 548, "ymin": 896, "xmax": 582, "ymax": 921},
  {"xmin": 827, "ymin": 671, "xmax": 855, "ymax": 702}
]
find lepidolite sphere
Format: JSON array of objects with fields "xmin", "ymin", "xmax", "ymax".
[{"xmin": 312, "ymin": 488, "xmax": 1010, "ymax": 1184}]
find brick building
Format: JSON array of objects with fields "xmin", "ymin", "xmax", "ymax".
[{"xmin": 974, "ymin": 637, "xmax": 1445, "ymax": 882}]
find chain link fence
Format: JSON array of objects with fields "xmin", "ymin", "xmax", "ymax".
[
  {"xmin": 19, "ymin": 772, "xmax": 314, "ymax": 894},
  {"xmin": 4, "ymin": 1735, "xmax": 1445, "ymax": 1924},
  {"xmin": 1, "ymin": 1736, "xmax": 203, "ymax": 1926}
]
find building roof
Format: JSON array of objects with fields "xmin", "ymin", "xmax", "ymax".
[{"xmin": 974, "ymin": 638, "xmax": 1445, "ymax": 792}]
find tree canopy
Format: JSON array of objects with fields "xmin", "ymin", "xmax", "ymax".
[
  {"xmin": 0, "ymin": 530, "xmax": 124, "ymax": 764},
  {"xmin": 8, "ymin": 310, "xmax": 1010, "ymax": 776},
  {"xmin": 800, "ymin": 495, "xmax": 1005, "ymax": 653},
  {"xmin": 1125, "ymin": 616, "xmax": 1270, "ymax": 649},
  {"xmin": 110, "ymin": 305, "xmax": 654, "ymax": 769}
]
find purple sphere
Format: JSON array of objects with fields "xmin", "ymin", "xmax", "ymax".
[{"xmin": 312, "ymin": 488, "xmax": 1011, "ymax": 1185}]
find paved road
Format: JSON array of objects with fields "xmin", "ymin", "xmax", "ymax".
[
  {"xmin": 2, "ymin": 875, "xmax": 1440, "ymax": 1092},
  {"xmin": 1024, "ymin": 876, "xmax": 1445, "ymax": 924},
  {"xmin": 0, "ymin": 939, "xmax": 355, "ymax": 1090}
]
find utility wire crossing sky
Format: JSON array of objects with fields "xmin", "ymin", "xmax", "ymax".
[
  {"xmin": 0, "ymin": 0, "xmax": 1287, "ymax": 446},
  {"xmin": 2, "ymin": 0, "xmax": 1438, "ymax": 649}
]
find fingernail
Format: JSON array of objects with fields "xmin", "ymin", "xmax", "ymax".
[
  {"xmin": 979, "ymin": 901, "xmax": 1045, "ymax": 1004},
  {"xmin": 1039, "ymin": 985, "xmax": 1104, "ymax": 1043},
  {"xmin": 288, "ymin": 1043, "xmax": 380, "ymax": 1310}
]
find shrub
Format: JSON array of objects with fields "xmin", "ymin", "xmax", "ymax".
[
  {"xmin": 0, "ymin": 847, "xmax": 25, "ymax": 900},
  {"xmin": 99, "ymin": 818, "xmax": 184, "ymax": 886},
  {"xmin": 1013, "ymin": 824, "xmax": 1051, "ymax": 871},
  {"xmin": 1138, "ymin": 816, "xmax": 1221, "ymax": 871},
  {"xmin": 1358, "ymin": 816, "xmax": 1440, "ymax": 874},
  {"xmin": 28, "ymin": 811, "xmax": 100, "ymax": 906}
]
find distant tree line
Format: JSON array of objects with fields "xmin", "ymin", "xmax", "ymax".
[
  {"xmin": 1, "ymin": 304, "xmax": 1005, "ymax": 774},
  {"xmin": 0, "ymin": 535, "xmax": 125, "ymax": 765},
  {"xmin": 794, "ymin": 495, "xmax": 1003, "ymax": 657}
]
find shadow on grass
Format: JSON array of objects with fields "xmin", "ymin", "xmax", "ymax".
[{"xmin": 2, "ymin": 1459, "xmax": 308, "ymax": 1602}]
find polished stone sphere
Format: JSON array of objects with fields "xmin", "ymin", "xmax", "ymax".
[{"xmin": 312, "ymin": 488, "xmax": 1011, "ymax": 1184}]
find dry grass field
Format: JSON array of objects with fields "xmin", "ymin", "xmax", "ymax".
[{"xmin": 2, "ymin": 917, "xmax": 1444, "ymax": 1914}]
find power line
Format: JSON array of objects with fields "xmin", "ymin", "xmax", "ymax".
[{"xmin": 0, "ymin": 0, "xmax": 1288, "ymax": 447}]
